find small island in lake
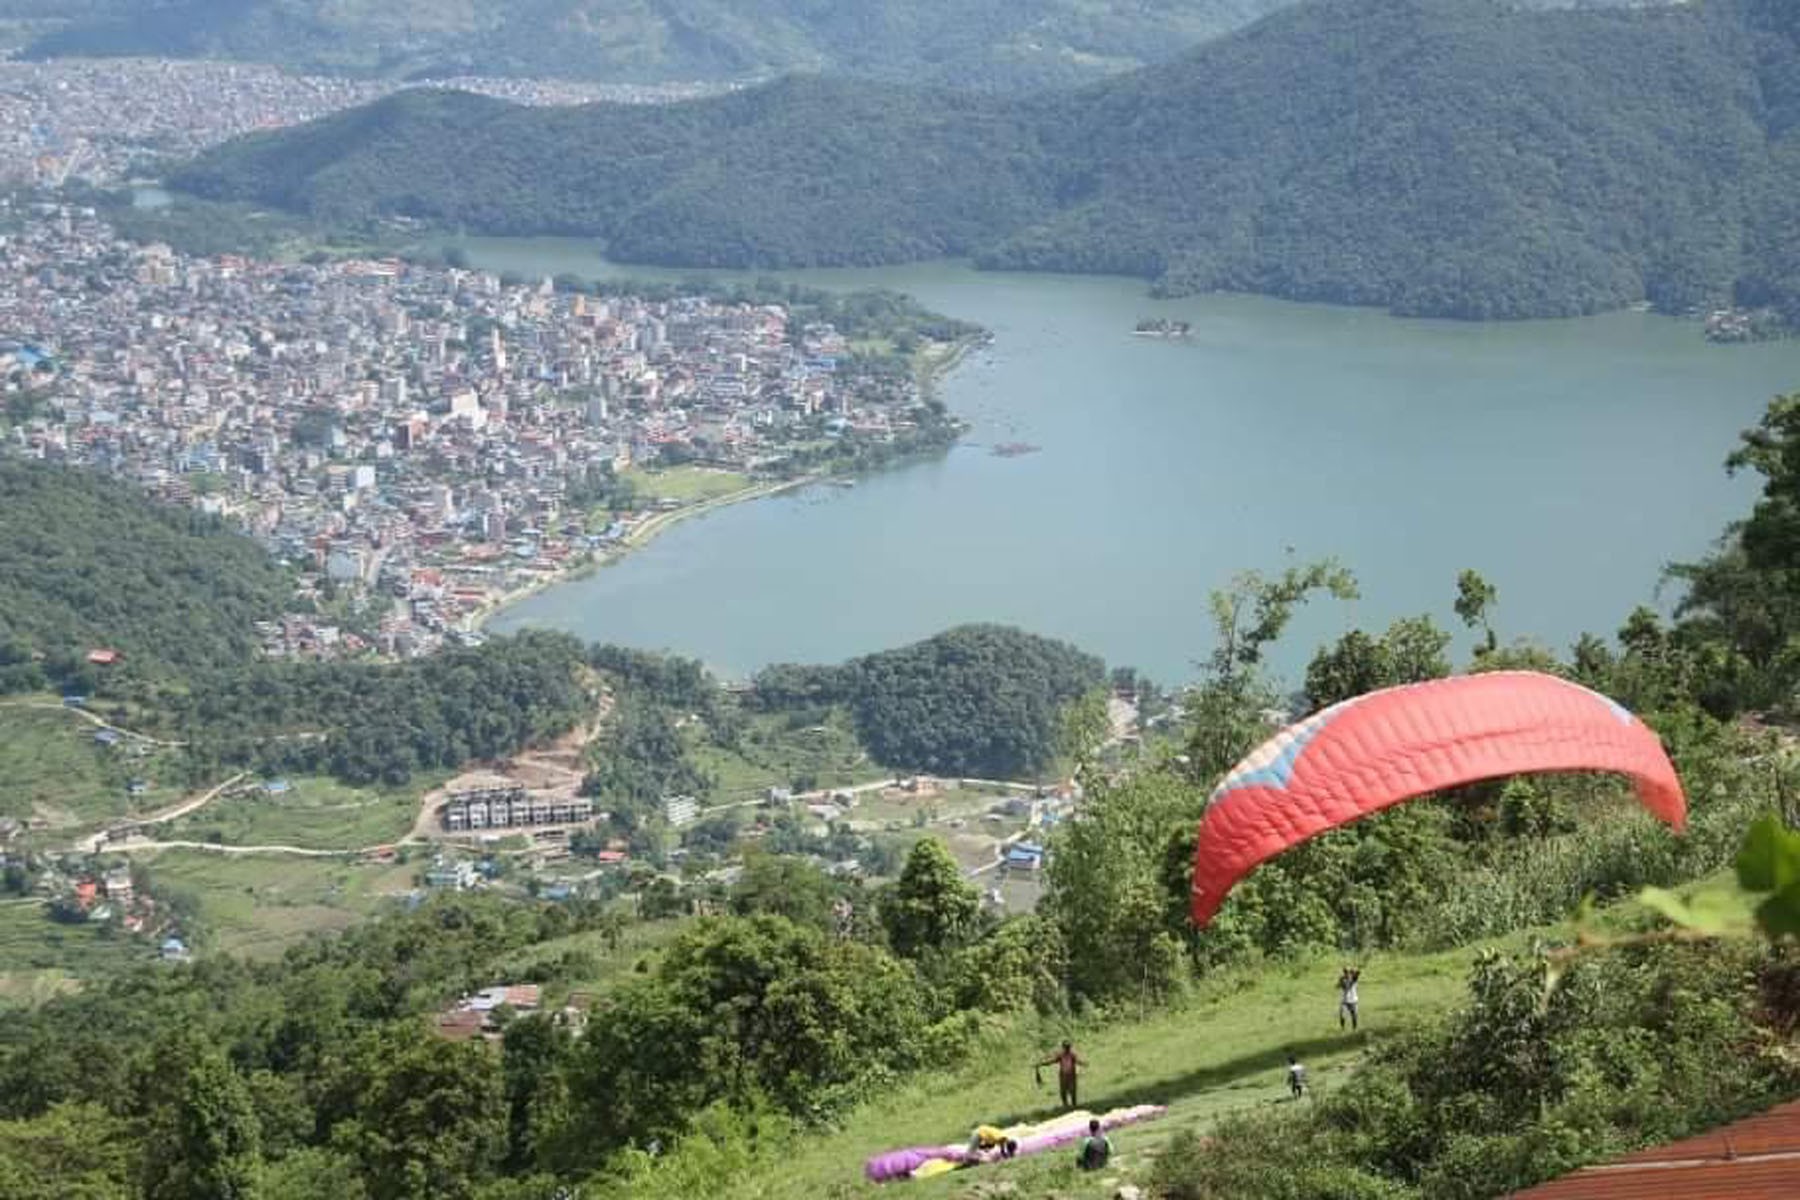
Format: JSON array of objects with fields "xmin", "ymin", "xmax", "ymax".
[{"xmin": 1134, "ymin": 319, "xmax": 1192, "ymax": 338}]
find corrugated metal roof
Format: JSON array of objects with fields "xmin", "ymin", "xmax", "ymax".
[
  {"xmin": 1510, "ymin": 1100, "xmax": 1800, "ymax": 1199},
  {"xmin": 1612, "ymin": 1100, "xmax": 1800, "ymax": 1164}
]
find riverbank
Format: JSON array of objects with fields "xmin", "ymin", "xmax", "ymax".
[
  {"xmin": 468, "ymin": 475, "xmax": 811, "ymax": 634},
  {"xmin": 473, "ymin": 331, "xmax": 985, "ymax": 635}
]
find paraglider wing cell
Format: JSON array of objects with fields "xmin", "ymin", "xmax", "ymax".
[{"xmin": 1189, "ymin": 671, "xmax": 1686, "ymax": 927}]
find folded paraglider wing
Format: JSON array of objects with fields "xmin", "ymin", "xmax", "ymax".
[{"xmin": 1190, "ymin": 671, "xmax": 1686, "ymax": 927}]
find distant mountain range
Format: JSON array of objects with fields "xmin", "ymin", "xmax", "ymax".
[
  {"xmin": 11, "ymin": 0, "xmax": 1672, "ymax": 90},
  {"xmin": 170, "ymin": 0, "xmax": 1800, "ymax": 323},
  {"xmin": 17, "ymin": 0, "xmax": 1296, "ymax": 91}
]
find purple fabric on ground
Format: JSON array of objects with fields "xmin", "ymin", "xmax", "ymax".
[
  {"xmin": 863, "ymin": 1144, "xmax": 970, "ymax": 1182},
  {"xmin": 863, "ymin": 1104, "xmax": 1168, "ymax": 1182}
]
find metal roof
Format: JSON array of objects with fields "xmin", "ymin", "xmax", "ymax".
[{"xmin": 1510, "ymin": 1099, "xmax": 1800, "ymax": 1199}]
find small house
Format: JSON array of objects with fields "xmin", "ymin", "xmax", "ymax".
[{"xmin": 1004, "ymin": 842, "xmax": 1047, "ymax": 872}]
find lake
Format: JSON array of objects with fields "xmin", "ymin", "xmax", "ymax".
[{"xmin": 465, "ymin": 239, "xmax": 1800, "ymax": 685}]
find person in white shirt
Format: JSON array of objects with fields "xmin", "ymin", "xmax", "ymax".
[{"xmin": 1338, "ymin": 965, "xmax": 1361, "ymax": 1031}]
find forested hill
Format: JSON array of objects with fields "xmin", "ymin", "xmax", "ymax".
[
  {"xmin": 170, "ymin": 0, "xmax": 1800, "ymax": 323},
  {"xmin": 172, "ymin": 82, "xmax": 1065, "ymax": 268},
  {"xmin": 0, "ymin": 459, "xmax": 291, "ymax": 686},
  {"xmin": 19, "ymin": 0, "xmax": 1294, "ymax": 92}
]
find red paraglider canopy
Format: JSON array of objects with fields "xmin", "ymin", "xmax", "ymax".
[{"xmin": 1189, "ymin": 671, "xmax": 1686, "ymax": 928}]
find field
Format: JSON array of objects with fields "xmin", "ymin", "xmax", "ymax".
[
  {"xmin": 162, "ymin": 773, "xmax": 439, "ymax": 850},
  {"xmin": 626, "ymin": 465, "xmax": 751, "ymax": 504},
  {"xmin": 692, "ymin": 931, "xmax": 1595, "ymax": 1199},
  {"xmin": 690, "ymin": 711, "xmax": 889, "ymax": 802},
  {"xmin": 0, "ymin": 901, "xmax": 150, "ymax": 1004},
  {"xmin": 486, "ymin": 916, "xmax": 693, "ymax": 1001},
  {"xmin": 0, "ymin": 704, "xmax": 186, "ymax": 831},
  {"xmin": 136, "ymin": 849, "xmax": 420, "ymax": 957}
]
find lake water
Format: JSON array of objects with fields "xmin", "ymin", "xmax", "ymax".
[{"xmin": 465, "ymin": 239, "xmax": 1800, "ymax": 685}]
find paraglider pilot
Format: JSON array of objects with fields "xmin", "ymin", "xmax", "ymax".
[{"xmin": 1038, "ymin": 1040, "xmax": 1085, "ymax": 1109}]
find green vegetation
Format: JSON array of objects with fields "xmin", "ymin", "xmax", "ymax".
[
  {"xmin": 0, "ymin": 902, "xmax": 149, "ymax": 997},
  {"xmin": 626, "ymin": 466, "xmax": 750, "ymax": 504},
  {"xmin": 87, "ymin": 188, "xmax": 414, "ymax": 263},
  {"xmin": 0, "ymin": 706, "xmax": 182, "ymax": 830},
  {"xmin": 134, "ymin": 849, "xmax": 417, "ymax": 957},
  {"xmin": 0, "ymin": 460, "xmax": 291, "ymax": 688},
  {"xmin": 22, "ymin": 0, "xmax": 1291, "ymax": 92},
  {"xmin": 1152, "ymin": 942, "xmax": 1798, "ymax": 1199},
  {"xmin": 172, "ymin": 0, "xmax": 1800, "ymax": 325},
  {"xmin": 752, "ymin": 624, "xmax": 1106, "ymax": 779},
  {"xmin": 687, "ymin": 708, "xmax": 883, "ymax": 801},
  {"xmin": 170, "ymin": 630, "xmax": 593, "ymax": 787},
  {"xmin": 162, "ymin": 774, "xmax": 437, "ymax": 851}
]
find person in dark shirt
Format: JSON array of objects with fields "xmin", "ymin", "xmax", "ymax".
[
  {"xmin": 1038, "ymin": 1040, "xmax": 1085, "ymax": 1109},
  {"xmin": 1077, "ymin": 1118, "xmax": 1112, "ymax": 1170}
]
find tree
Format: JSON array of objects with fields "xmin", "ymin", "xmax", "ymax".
[
  {"xmin": 1305, "ymin": 615, "xmax": 1452, "ymax": 710},
  {"xmin": 1455, "ymin": 569, "xmax": 1499, "ymax": 656},
  {"xmin": 882, "ymin": 838, "xmax": 980, "ymax": 957},
  {"xmin": 143, "ymin": 1049, "xmax": 262, "ymax": 1200},
  {"xmin": 1185, "ymin": 559, "xmax": 1359, "ymax": 782},
  {"xmin": 1207, "ymin": 560, "xmax": 1360, "ymax": 689},
  {"xmin": 729, "ymin": 852, "xmax": 838, "ymax": 930},
  {"xmin": 257, "ymin": 1149, "xmax": 368, "ymax": 1200},
  {"xmin": 500, "ymin": 1015, "xmax": 571, "ymax": 1172},
  {"xmin": 0, "ymin": 1103, "xmax": 132, "ymax": 1200},
  {"xmin": 1044, "ymin": 769, "xmax": 1200, "ymax": 1003},
  {"xmin": 339, "ymin": 1032, "xmax": 506, "ymax": 1200},
  {"xmin": 1057, "ymin": 687, "xmax": 1111, "ymax": 772},
  {"xmin": 1304, "ymin": 629, "xmax": 1387, "ymax": 711}
]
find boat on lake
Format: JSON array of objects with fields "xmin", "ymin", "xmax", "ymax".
[{"xmin": 1133, "ymin": 319, "xmax": 1192, "ymax": 338}]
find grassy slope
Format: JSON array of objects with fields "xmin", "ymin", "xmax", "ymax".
[
  {"xmin": 0, "ymin": 705, "xmax": 184, "ymax": 830},
  {"xmin": 689, "ymin": 711, "xmax": 887, "ymax": 803},
  {"xmin": 0, "ymin": 902, "xmax": 148, "ymax": 1005},
  {"xmin": 161, "ymin": 772, "xmax": 442, "ymax": 851},
  {"xmin": 138, "ymin": 849, "xmax": 418, "ymax": 957},
  {"xmin": 701, "ymin": 894, "xmax": 1680, "ymax": 1200},
  {"xmin": 487, "ymin": 917, "xmax": 694, "ymax": 1000}
]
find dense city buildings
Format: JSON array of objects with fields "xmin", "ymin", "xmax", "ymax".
[
  {"xmin": 0, "ymin": 57, "xmax": 725, "ymax": 187},
  {"xmin": 0, "ymin": 201, "xmax": 941, "ymax": 660}
]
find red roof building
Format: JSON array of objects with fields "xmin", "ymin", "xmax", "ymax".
[{"xmin": 1510, "ymin": 1099, "xmax": 1800, "ymax": 1199}]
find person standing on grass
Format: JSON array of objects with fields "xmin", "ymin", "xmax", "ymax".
[
  {"xmin": 1038, "ymin": 1040, "xmax": 1085, "ymax": 1109},
  {"xmin": 1338, "ymin": 965, "xmax": 1361, "ymax": 1031}
]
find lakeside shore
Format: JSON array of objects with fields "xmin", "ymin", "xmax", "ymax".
[{"xmin": 472, "ymin": 330, "xmax": 985, "ymax": 635}]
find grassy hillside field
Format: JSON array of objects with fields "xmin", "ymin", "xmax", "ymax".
[{"xmin": 626, "ymin": 896, "xmax": 1665, "ymax": 1200}]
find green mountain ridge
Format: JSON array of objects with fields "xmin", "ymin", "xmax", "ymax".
[
  {"xmin": 0, "ymin": 459, "xmax": 292, "ymax": 687},
  {"xmin": 18, "ymin": 0, "xmax": 1297, "ymax": 92},
  {"xmin": 170, "ymin": 0, "xmax": 1800, "ymax": 322}
]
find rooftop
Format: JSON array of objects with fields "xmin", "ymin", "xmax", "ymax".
[{"xmin": 1509, "ymin": 1099, "xmax": 1800, "ymax": 1199}]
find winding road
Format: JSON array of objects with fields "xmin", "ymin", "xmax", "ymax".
[{"xmin": 0, "ymin": 698, "xmax": 186, "ymax": 747}]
